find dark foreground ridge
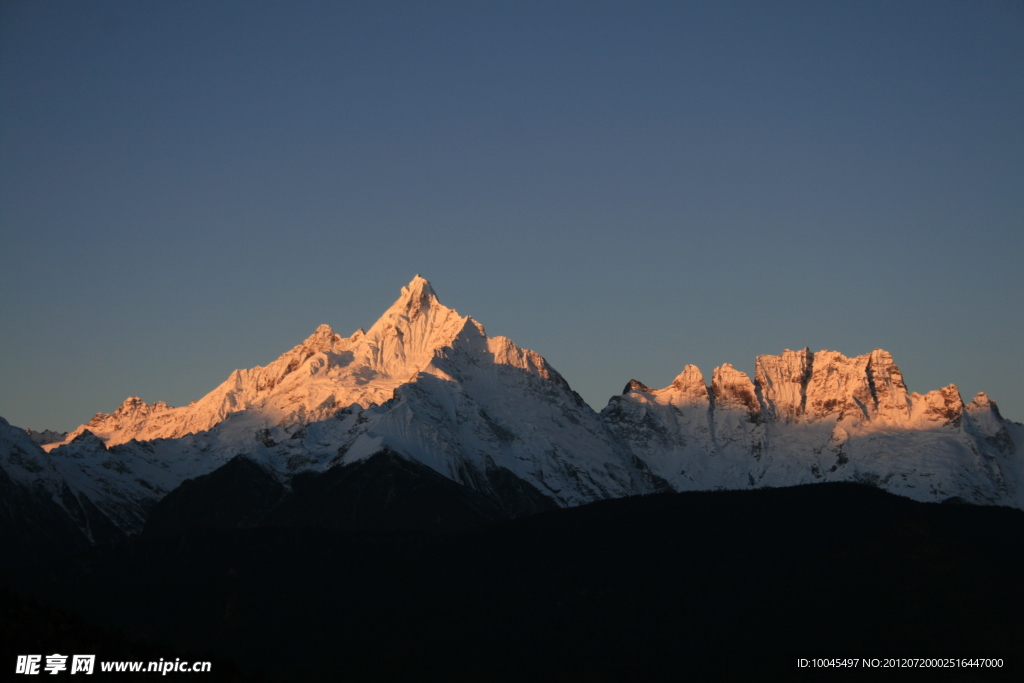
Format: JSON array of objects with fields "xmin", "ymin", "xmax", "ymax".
[
  {"xmin": 4, "ymin": 482, "xmax": 1023, "ymax": 681},
  {"xmin": 142, "ymin": 449, "xmax": 556, "ymax": 538}
]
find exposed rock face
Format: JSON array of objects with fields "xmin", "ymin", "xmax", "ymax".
[
  {"xmin": 753, "ymin": 348, "xmax": 916, "ymax": 424},
  {"xmin": 606, "ymin": 348, "xmax": 1023, "ymax": 509},
  {"xmin": 755, "ymin": 348, "xmax": 814, "ymax": 423},
  {"xmin": 712, "ymin": 364, "xmax": 761, "ymax": 417}
]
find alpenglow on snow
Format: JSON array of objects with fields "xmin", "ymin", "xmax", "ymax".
[{"xmin": 2, "ymin": 276, "xmax": 1021, "ymax": 550}]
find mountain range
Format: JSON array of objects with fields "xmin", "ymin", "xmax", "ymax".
[{"xmin": 2, "ymin": 275, "xmax": 1021, "ymax": 563}]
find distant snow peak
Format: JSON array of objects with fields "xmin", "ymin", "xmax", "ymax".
[
  {"xmin": 50, "ymin": 275, "xmax": 520, "ymax": 450},
  {"xmin": 670, "ymin": 365, "xmax": 708, "ymax": 395},
  {"xmin": 403, "ymin": 274, "xmax": 437, "ymax": 307},
  {"xmin": 47, "ymin": 397, "xmax": 177, "ymax": 449},
  {"xmin": 110, "ymin": 396, "xmax": 172, "ymax": 419},
  {"xmin": 967, "ymin": 392, "xmax": 1002, "ymax": 418},
  {"xmin": 711, "ymin": 364, "xmax": 760, "ymax": 417},
  {"xmin": 10, "ymin": 276, "xmax": 1020, "ymax": 543},
  {"xmin": 609, "ymin": 347, "xmax": 990, "ymax": 438},
  {"xmin": 303, "ymin": 323, "xmax": 341, "ymax": 348}
]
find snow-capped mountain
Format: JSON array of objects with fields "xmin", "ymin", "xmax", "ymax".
[
  {"xmin": 4, "ymin": 276, "xmax": 656, "ymax": 549},
  {"xmin": 52, "ymin": 277, "xmax": 480, "ymax": 448},
  {"xmin": 2, "ymin": 276, "xmax": 1021, "ymax": 557},
  {"xmin": 50, "ymin": 276, "xmax": 655, "ymax": 505},
  {"xmin": 602, "ymin": 348, "xmax": 1023, "ymax": 507}
]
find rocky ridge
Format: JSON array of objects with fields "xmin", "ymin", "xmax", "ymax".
[{"xmin": 604, "ymin": 347, "xmax": 1021, "ymax": 507}]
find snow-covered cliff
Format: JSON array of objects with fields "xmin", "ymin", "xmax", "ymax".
[{"xmin": 603, "ymin": 348, "xmax": 1023, "ymax": 508}]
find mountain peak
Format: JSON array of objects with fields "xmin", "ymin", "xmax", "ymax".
[
  {"xmin": 301, "ymin": 324, "xmax": 340, "ymax": 350},
  {"xmin": 967, "ymin": 392, "xmax": 1004, "ymax": 419},
  {"xmin": 407, "ymin": 273, "xmax": 433, "ymax": 289},
  {"xmin": 667, "ymin": 365, "xmax": 709, "ymax": 403},
  {"xmin": 402, "ymin": 274, "xmax": 436, "ymax": 303},
  {"xmin": 69, "ymin": 429, "xmax": 106, "ymax": 450},
  {"xmin": 623, "ymin": 379, "xmax": 651, "ymax": 394},
  {"xmin": 376, "ymin": 275, "xmax": 443, "ymax": 327}
]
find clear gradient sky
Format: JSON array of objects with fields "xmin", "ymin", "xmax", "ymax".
[{"xmin": 1, "ymin": 0, "xmax": 1022, "ymax": 431}]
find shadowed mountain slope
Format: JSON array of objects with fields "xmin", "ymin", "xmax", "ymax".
[{"xmin": 5, "ymin": 483, "xmax": 1021, "ymax": 681}]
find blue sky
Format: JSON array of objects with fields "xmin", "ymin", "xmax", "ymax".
[{"xmin": 1, "ymin": 0, "xmax": 1022, "ymax": 430}]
